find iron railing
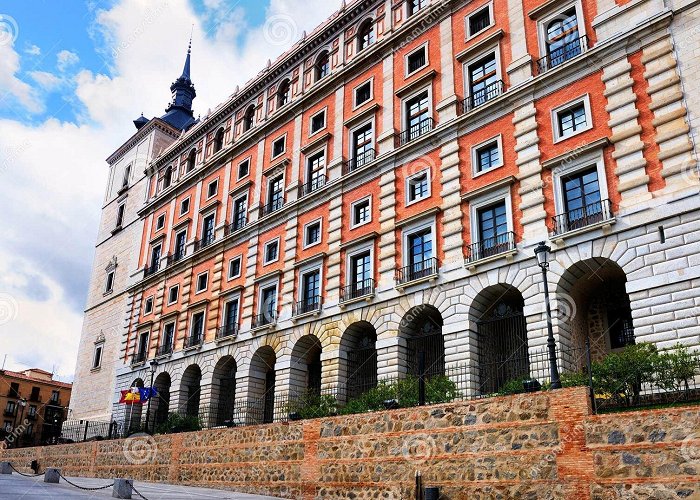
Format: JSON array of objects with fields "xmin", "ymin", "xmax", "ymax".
[
  {"xmin": 343, "ymin": 148, "xmax": 375, "ymax": 175},
  {"xmin": 298, "ymin": 175, "xmax": 327, "ymax": 198},
  {"xmin": 252, "ymin": 311, "xmax": 276, "ymax": 328},
  {"xmin": 466, "ymin": 231, "xmax": 516, "ymax": 263},
  {"xmin": 131, "ymin": 351, "xmax": 147, "ymax": 365},
  {"xmin": 143, "ymin": 261, "xmax": 160, "ymax": 278},
  {"xmin": 156, "ymin": 343, "xmax": 173, "ymax": 357},
  {"xmin": 216, "ymin": 323, "xmax": 238, "ymax": 340},
  {"xmin": 340, "ymin": 278, "xmax": 375, "ymax": 302},
  {"xmin": 293, "ymin": 297, "xmax": 322, "ymax": 316},
  {"xmin": 397, "ymin": 117, "xmax": 435, "ymax": 147},
  {"xmin": 552, "ymin": 199, "xmax": 613, "ymax": 236},
  {"xmin": 535, "ymin": 35, "xmax": 588, "ymax": 74},
  {"xmin": 184, "ymin": 334, "xmax": 203, "ymax": 349},
  {"xmin": 395, "ymin": 258, "xmax": 439, "ymax": 285},
  {"xmin": 167, "ymin": 249, "xmax": 186, "ymax": 266},
  {"xmin": 193, "ymin": 233, "xmax": 215, "ymax": 252},
  {"xmin": 462, "ymin": 79, "xmax": 504, "ymax": 114},
  {"xmin": 260, "ymin": 198, "xmax": 284, "ymax": 218},
  {"xmin": 226, "ymin": 214, "xmax": 247, "ymax": 235}
]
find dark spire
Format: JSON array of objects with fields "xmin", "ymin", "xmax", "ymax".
[
  {"xmin": 133, "ymin": 113, "xmax": 148, "ymax": 130},
  {"xmin": 161, "ymin": 35, "xmax": 197, "ymax": 131}
]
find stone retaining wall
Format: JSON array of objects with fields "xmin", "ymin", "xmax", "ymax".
[{"xmin": 2, "ymin": 387, "xmax": 699, "ymax": 499}]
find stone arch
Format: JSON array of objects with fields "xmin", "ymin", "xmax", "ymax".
[
  {"xmin": 150, "ymin": 372, "xmax": 171, "ymax": 430},
  {"xmin": 209, "ymin": 356, "xmax": 237, "ymax": 427},
  {"xmin": 339, "ymin": 321, "xmax": 378, "ymax": 400},
  {"xmin": 179, "ymin": 364, "xmax": 202, "ymax": 418},
  {"xmin": 289, "ymin": 335, "xmax": 323, "ymax": 397},
  {"xmin": 398, "ymin": 304, "xmax": 445, "ymax": 377},
  {"xmin": 126, "ymin": 378, "xmax": 145, "ymax": 432},
  {"xmin": 249, "ymin": 345, "xmax": 277, "ymax": 424}
]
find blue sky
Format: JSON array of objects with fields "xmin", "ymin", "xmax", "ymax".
[{"xmin": 0, "ymin": 0, "xmax": 341, "ymax": 379}]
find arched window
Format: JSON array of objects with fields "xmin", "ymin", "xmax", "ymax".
[
  {"xmin": 213, "ymin": 127, "xmax": 224, "ymax": 153},
  {"xmin": 315, "ymin": 51, "xmax": 330, "ymax": 82},
  {"xmin": 244, "ymin": 105, "xmax": 255, "ymax": 132},
  {"xmin": 358, "ymin": 19, "xmax": 375, "ymax": 52},
  {"xmin": 121, "ymin": 165, "xmax": 131, "ymax": 189},
  {"xmin": 162, "ymin": 166, "xmax": 173, "ymax": 189},
  {"xmin": 277, "ymin": 79, "xmax": 291, "ymax": 108},
  {"xmin": 186, "ymin": 149, "xmax": 196, "ymax": 173}
]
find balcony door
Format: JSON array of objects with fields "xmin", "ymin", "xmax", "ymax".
[
  {"xmin": 150, "ymin": 244, "xmax": 161, "ymax": 270},
  {"xmin": 408, "ymin": 229, "xmax": 432, "ymax": 278},
  {"xmin": 477, "ymin": 201, "xmax": 508, "ymax": 258},
  {"xmin": 405, "ymin": 90, "xmax": 430, "ymax": 140},
  {"xmin": 232, "ymin": 196, "xmax": 247, "ymax": 229},
  {"xmin": 202, "ymin": 214, "xmax": 215, "ymax": 244},
  {"xmin": 352, "ymin": 123, "xmax": 373, "ymax": 167},
  {"xmin": 174, "ymin": 231, "xmax": 186, "ymax": 260},
  {"xmin": 268, "ymin": 175, "xmax": 284, "ymax": 209},
  {"xmin": 224, "ymin": 300, "xmax": 238, "ymax": 332},
  {"xmin": 545, "ymin": 8, "xmax": 581, "ymax": 68},
  {"xmin": 562, "ymin": 167, "xmax": 601, "ymax": 230},
  {"xmin": 468, "ymin": 53, "xmax": 498, "ymax": 108},
  {"xmin": 302, "ymin": 270, "xmax": 320, "ymax": 309}
]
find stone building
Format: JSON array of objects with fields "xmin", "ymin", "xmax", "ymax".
[
  {"xmin": 70, "ymin": 0, "xmax": 700, "ymax": 426},
  {"xmin": 0, "ymin": 368, "xmax": 72, "ymax": 447}
]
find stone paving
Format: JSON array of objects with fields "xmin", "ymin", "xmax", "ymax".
[{"xmin": 0, "ymin": 473, "xmax": 284, "ymax": 499}]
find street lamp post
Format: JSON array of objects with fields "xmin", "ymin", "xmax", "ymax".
[
  {"xmin": 534, "ymin": 242, "xmax": 562, "ymax": 389},
  {"xmin": 145, "ymin": 359, "xmax": 158, "ymax": 434}
]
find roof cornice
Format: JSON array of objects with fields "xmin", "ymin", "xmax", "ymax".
[{"xmin": 106, "ymin": 118, "xmax": 181, "ymax": 165}]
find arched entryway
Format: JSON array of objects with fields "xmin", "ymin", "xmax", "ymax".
[
  {"xmin": 180, "ymin": 364, "xmax": 202, "ymax": 419},
  {"xmin": 212, "ymin": 356, "xmax": 237, "ymax": 427},
  {"xmin": 151, "ymin": 372, "xmax": 171, "ymax": 430},
  {"xmin": 556, "ymin": 258, "xmax": 635, "ymax": 363},
  {"xmin": 126, "ymin": 378, "xmax": 144, "ymax": 433},
  {"xmin": 340, "ymin": 321, "xmax": 377, "ymax": 400},
  {"xmin": 399, "ymin": 305, "xmax": 445, "ymax": 378},
  {"xmin": 469, "ymin": 284, "xmax": 529, "ymax": 394},
  {"xmin": 249, "ymin": 346, "xmax": 277, "ymax": 424},
  {"xmin": 290, "ymin": 335, "xmax": 323, "ymax": 398}
]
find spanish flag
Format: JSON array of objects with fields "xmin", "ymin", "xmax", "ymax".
[{"xmin": 119, "ymin": 387, "xmax": 142, "ymax": 405}]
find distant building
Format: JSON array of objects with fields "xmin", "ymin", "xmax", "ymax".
[
  {"xmin": 0, "ymin": 368, "xmax": 72, "ymax": 447},
  {"xmin": 70, "ymin": 0, "xmax": 700, "ymax": 427}
]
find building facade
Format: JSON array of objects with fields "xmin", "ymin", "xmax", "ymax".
[
  {"xmin": 0, "ymin": 369, "xmax": 72, "ymax": 447},
  {"xmin": 71, "ymin": 0, "xmax": 700, "ymax": 426}
]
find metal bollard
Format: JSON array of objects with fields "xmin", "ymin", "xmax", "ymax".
[
  {"xmin": 44, "ymin": 468, "xmax": 60, "ymax": 483},
  {"xmin": 112, "ymin": 478, "xmax": 133, "ymax": 499},
  {"xmin": 0, "ymin": 462, "xmax": 11, "ymax": 475}
]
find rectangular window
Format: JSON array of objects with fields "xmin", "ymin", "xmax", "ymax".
[
  {"xmin": 180, "ymin": 198, "xmax": 190, "ymax": 216},
  {"xmin": 543, "ymin": 7, "xmax": 582, "ymax": 70},
  {"xmin": 162, "ymin": 323, "xmax": 175, "ymax": 350},
  {"xmin": 105, "ymin": 271, "xmax": 115, "ymax": 293},
  {"xmin": 150, "ymin": 244, "xmax": 162, "ymax": 271},
  {"xmin": 28, "ymin": 405, "xmax": 37, "ymax": 417},
  {"xmin": 354, "ymin": 81, "xmax": 372, "ymax": 107},
  {"xmin": 408, "ymin": 228, "xmax": 433, "ymax": 267},
  {"xmin": 407, "ymin": 46, "xmax": 427, "ymax": 75},
  {"xmin": 304, "ymin": 220, "xmax": 322, "ymax": 247},
  {"xmin": 474, "ymin": 138, "xmax": 502, "ymax": 173},
  {"xmin": 305, "ymin": 151, "xmax": 325, "ymax": 193},
  {"xmin": 50, "ymin": 390, "xmax": 59, "ymax": 403},
  {"xmin": 405, "ymin": 90, "xmax": 431, "ymax": 141},
  {"xmin": 168, "ymin": 285, "xmax": 179, "ymax": 305},
  {"xmin": 560, "ymin": 167, "xmax": 602, "ymax": 230},
  {"xmin": 29, "ymin": 387, "xmax": 40, "ymax": 402},
  {"xmin": 122, "ymin": 165, "xmax": 131, "ymax": 189},
  {"xmin": 351, "ymin": 250, "xmax": 371, "ymax": 286},
  {"xmin": 92, "ymin": 346, "xmax": 102, "ymax": 370},
  {"xmin": 267, "ymin": 175, "xmax": 284, "ymax": 211},
  {"xmin": 174, "ymin": 230, "xmax": 187, "ymax": 261},
  {"xmin": 238, "ymin": 159, "xmax": 250, "ymax": 179},
  {"xmin": 260, "ymin": 285, "xmax": 278, "ymax": 322},
  {"xmin": 351, "ymin": 123, "xmax": 374, "ymax": 166},
  {"xmin": 223, "ymin": 299, "xmax": 239, "ymax": 333},
  {"xmin": 477, "ymin": 200, "xmax": 508, "ymax": 255},
  {"xmin": 228, "ymin": 256, "xmax": 242, "ymax": 279},
  {"xmin": 137, "ymin": 332, "xmax": 149, "ymax": 358},
  {"xmin": 115, "ymin": 204, "xmax": 125, "ymax": 229},
  {"xmin": 557, "ymin": 102, "xmax": 587, "ymax": 139},
  {"xmin": 272, "ymin": 136, "xmax": 286, "ymax": 159},
  {"xmin": 468, "ymin": 5, "xmax": 492, "ymax": 36},
  {"xmin": 264, "ymin": 239, "xmax": 279, "ymax": 264},
  {"xmin": 144, "ymin": 296, "xmax": 154, "ymax": 315},
  {"xmin": 9, "ymin": 383, "xmax": 19, "ymax": 398},
  {"xmin": 310, "ymin": 110, "xmax": 326, "ymax": 134},
  {"xmin": 467, "ymin": 52, "xmax": 499, "ymax": 108},
  {"xmin": 351, "ymin": 197, "xmax": 371, "ymax": 227},
  {"xmin": 408, "ymin": 0, "xmax": 427, "ymax": 16},
  {"xmin": 190, "ymin": 312, "xmax": 204, "ymax": 344},
  {"xmin": 232, "ymin": 195, "xmax": 247, "ymax": 230},
  {"xmin": 196, "ymin": 272, "xmax": 209, "ymax": 293},
  {"xmin": 300, "ymin": 269, "xmax": 321, "ymax": 312},
  {"xmin": 207, "ymin": 179, "xmax": 218, "ymax": 199},
  {"xmin": 156, "ymin": 214, "xmax": 165, "ymax": 230},
  {"xmin": 201, "ymin": 213, "xmax": 215, "ymax": 244},
  {"xmin": 407, "ymin": 170, "xmax": 430, "ymax": 204}
]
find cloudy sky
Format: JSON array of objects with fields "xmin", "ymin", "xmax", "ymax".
[{"xmin": 0, "ymin": 0, "xmax": 342, "ymax": 381}]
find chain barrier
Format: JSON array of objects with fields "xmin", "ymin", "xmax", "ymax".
[
  {"xmin": 8, "ymin": 463, "xmax": 44, "ymax": 477},
  {"xmin": 131, "ymin": 483, "xmax": 150, "ymax": 500},
  {"xmin": 56, "ymin": 471, "xmax": 115, "ymax": 491}
]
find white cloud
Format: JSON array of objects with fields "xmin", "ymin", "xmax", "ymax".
[
  {"xmin": 25, "ymin": 44, "xmax": 41, "ymax": 56},
  {"xmin": 0, "ymin": 0, "xmax": 342, "ymax": 378},
  {"xmin": 28, "ymin": 70, "xmax": 63, "ymax": 91},
  {"xmin": 56, "ymin": 49, "xmax": 80, "ymax": 72}
]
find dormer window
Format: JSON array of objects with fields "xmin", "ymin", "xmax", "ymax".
[
  {"xmin": 244, "ymin": 105, "xmax": 255, "ymax": 132},
  {"xmin": 278, "ymin": 79, "xmax": 291, "ymax": 108},
  {"xmin": 315, "ymin": 51, "xmax": 330, "ymax": 81},
  {"xmin": 213, "ymin": 127, "xmax": 224, "ymax": 153},
  {"xmin": 162, "ymin": 166, "xmax": 173, "ymax": 189},
  {"xmin": 358, "ymin": 19, "xmax": 375, "ymax": 52}
]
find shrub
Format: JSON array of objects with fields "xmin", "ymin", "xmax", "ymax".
[
  {"xmin": 286, "ymin": 392, "xmax": 338, "ymax": 419},
  {"xmin": 592, "ymin": 343, "xmax": 659, "ymax": 406},
  {"xmin": 560, "ymin": 371, "xmax": 590, "ymax": 388},
  {"xmin": 154, "ymin": 412, "xmax": 202, "ymax": 435},
  {"xmin": 498, "ymin": 376, "xmax": 531, "ymax": 395},
  {"xmin": 654, "ymin": 344, "xmax": 699, "ymax": 393}
]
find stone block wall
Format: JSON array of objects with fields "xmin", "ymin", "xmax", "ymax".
[{"xmin": 3, "ymin": 387, "xmax": 700, "ymax": 499}]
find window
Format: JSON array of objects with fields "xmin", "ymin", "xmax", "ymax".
[
  {"xmin": 404, "ymin": 90, "xmax": 431, "ymax": 142},
  {"xmin": 259, "ymin": 284, "xmax": 278, "ymax": 323},
  {"xmin": 351, "ymin": 197, "xmax": 371, "ymax": 227},
  {"xmin": 105, "ymin": 271, "xmax": 115, "ymax": 294},
  {"xmin": 350, "ymin": 250, "xmax": 371, "ymax": 287},
  {"xmin": 351, "ymin": 122, "xmax": 374, "ymax": 167},
  {"xmin": 201, "ymin": 213, "xmax": 215, "ymax": 245},
  {"xmin": 162, "ymin": 323, "xmax": 175, "ymax": 351},
  {"xmin": 92, "ymin": 345, "xmax": 103, "ymax": 369},
  {"xmin": 3, "ymin": 422, "xmax": 12, "ymax": 432},
  {"xmin": 358, "ymin": 19, "xmax": 375, "ymax": 51},
  {"xmin": 168, "ymin": 285, "xmax": 179, "ymax": 305},
  {"xmin": 560, "ymin": 167, "xmax": 602, "ymax": 230},
  {"xmin": 354, "ymin": 81, "xmax": 372, "ymax": 108},
  {"xmin": 144, "ymin": 296, "xmax": 154, "ymax": 315},
  {"xmin": 266, "ymin": 175, "xmax": 284, "ymax": 212},
  {"xmin": 5, "ymin": 402, "xmax": 15, "ymax": 414},
  {"xmin": 300, "ymin": 269, "xmax": 321, "ymax": 310},
  {"xmin": 553, "ymin": 97, "xmax": 591, "ymax": 141},
  {"xmin": 29, "ymin": 387, "xmax": 40, "ymax": 401},
  {"xmin": 28, "ymin": 405, "xmax": 37, "ymax": 417},
  {"xmin": 190, "ymin": 311, "xmax": 205, "ymax": 344},
  {"xmin": 264, "ymin": 239, "xmax": 279, "ymax": 264},
  {"xmin": 243, "ymin": 105, "xmax": 255, "ymax": 132},
  {"xmin": 406, "ymin": 45, "xmax": 427, "ymax": 75},
  {"xmin": 544, "ymin": 7, "xmax": 582, "ymax": 69},
  {"xmin": 180, "ymin": 198, "xmax": 190, "ymax": 216},
  {"xmin": 466, "ymin": 52, "xmax": 500, "ymax": 108},
  {"xmin": 174, "ymin": 230, "xmax": 187, "ymax": 261},
  {"xmin": 213, "ymin": 128, "xmax": 224, "ymax": 153},
  {"xmin": 137, "ymin": 332, "xmax": 149, "ymax": 359},
  {"xmin": 222, "ymin": 299, "xmax": 239, "ymax": 334},
  {"xmin": 9, "ymin": 383, "xmax": 19, "ymax": 398},
  {"xmin": 304, "ymin": 219, "xmax": 322, "ymax": 247},
  {"xmin": 400, "ymin": 223, "xmax": 436, "ymax": 283},
  {"xmin": 237, "ymin": 159, "xmax": 250, "ymax": 179},
  {"xmin": 228, "ymin": 256, "xmax": 242, "ymax": 279},
  {"xmin": 115, "ymin": 204, "xmax": 125, "ymax": 229},
  {"xmin": 231, "ymin": 195, "xmax": 247, "ymax": 230},
  {"xmin": 406, "ymin": 170, "xmax": 430, "ymax": 204},
  {"xmin": 277, "ymin": 79, "xmax": 291, "ymax": 108},
  {"xmin": 315, "ymin": 51, "xmax": 330, "ymax": 81},
  {"xmin": 472, "ymin": 136, "xmax": 503, "ymax": 174},
  {"xmin": 162, "ymin": 166, "xmax": 173, "ymax": 189},
  {"xmin": 186, "ymin": 149, "xmax": 197, "ymax": 173},
  {"xmin": 50, "ymin": 390, "xmax": 59, "ymax": 403},
  {"xmin": 304, "ymin": 151, "xmax": 326, "ymax": 193},
  {"xmin": 121, "ymin": 165, "xmax": 131, "ymax": 189},
  {"xmin": 149, "ymin": 243, "xmax": 162, "ymax": 272},
  {"xmin": 310, "ymin": 110, "xmax": 326, "ymax": 134},
  {"xmin": 475, "ymin": 200, "xmax": 511, "ymax": 257},
  {"xmin": 156, "ymin": 214, "xmax": 165, "ymax": 231},
  {"xmin": 408, "ymin": 228, "xmax": 433, "ymax": 267},
  {"xmin": 196, "ymin": 272, "xmax": 209, "ymax": 293},
  {"xmin": 207, "ymin": 179, "xmax": 218, "ymax": 199},
  {"xmin": 468, "ymin": 5, "xmax": 492, "ymax": 37},
  {"xmin": 272, "ymin": 136, "xmax": 286, "ymax": 159},
  {"xmin": 408, "ymin": 0, "xmax": 428, "ymax": 16}
]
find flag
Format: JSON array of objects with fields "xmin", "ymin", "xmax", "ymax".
[
  {"xmin": 138, "ymin": 387, "xmax": 158, "ymax": 402},
  {"xmin": 119, "ymin": 387, "xmax": 142, "ymax": 405}
]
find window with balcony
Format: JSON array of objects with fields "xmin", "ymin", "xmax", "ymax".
[
  {"xmin": 207, "ymin": 179, "xmax": 218, "ymax": 199},
  {"xmin": 237, "ymin": 158, "xmax": 250, "ymax": 179},
  {"xmin": 403, "ymin": 89, "xmax": 432, "ymax": 144},
  {"xmin": 272, "ymin": 136, "xmax": 286, "ymax": 159},
  {"xmin": 147, "ymin": 243, "xmax": 162, "ymax": 275},
  {"xmin": 115, "ymin": 203, "xmax": 125, "ymax": 229},
  {"xmin": 243, "ymin": 105, "xmax": 255, "ymax": 132},
  {"xmin": 303, "ymin": 150, "xmax": 326, "ymax": 196},
  {"xmin": 343, "ymin": 248, "xmax": 374, "ymax": 301},
  {"xmin": 188, "ymin": 312, "xmax": 204, "ymax": 346},
  {"xmin": 265, "ymin": 175, "xmax": 284, "ymax": 214},
  {"xmin": 304, "ymin": 219, "xmax": 322, "ymax": 248},
  {"xmin": 277, "ymin": 79, "xmax": 291, "ymax": 108},
  {"xmin": 406, "ymin": 170, "xmax": 430, "ymax": 205},
  {"xmin": 105, "ymin": 271, "xmax": 115, "ymax": 294},
  {"xmin": 231, "ymin": 195, "xmax": 247, "ymax": 231},
  {"xmin": 354, "ymin": 80, "xmax": 372, "ymax": 108},
  {"xmin": 351, "ymin": 196, "xmax": 371, "ymax": 228},
  {"xmin": 29, "ymin": 386, "xmax": 40, "ymax": 402},
  {"xmin": 186, "ymin": 149, "xmax": 197, "ymax": 173},
  {"xmin": 144, "ymin": 296, "xmax": 154, "ymax": 315},
  {"xmin": 160, "ymin": 322, "xmax": 175, "ymax": 355},
  {"xmin": 220, "ymin": 298, "xmax": 239, "ymax": 338},
  {"xmin": 180, "ymin": 197, "xmax": 190, "ymax": 216},
  {"xmin": 310, "ymin": 110, "xmax": 326, "ymax": 135},
  {"xmin": 9, "ymin": 383, "xmax": 19, "ymax": 398},
  {"xmin": 465, "ymin": 52, "xmax": 502, "ymax": 110},
  {"xmin": 541, "ymin": 6, "xmax": 583, "ymax": 72},
  {"xmin": 264, "ymin": 239, "xmax": 279, "ymax": 264},
  {"xmin": 135, "ymin": 331, "xmax": 149, "ymax": 363},
  {"xmin": 196, "ymin": 272, "xmax": 208, "ymax": 293},
  {"xmin": 50, "ymin": 391, "xmax": 60, "ymax": 404},
  {"xmin": 297, "ymin": 268, "xmax": 321, "ymax": 314},
  {"xmin": 201, "ymin": 213, "xmax": 215, "ymax": 247},
  {"xmin": 467, "ymin": 4, "xmax": 492, "ymax": 37},
  {"xmin": 5, "ymin": 402, "xmax": 16, "ymax": 416},
  {"xmin": 258, "ymin": 284, "xmax": 278, "ymax": 326},
  {"xmin": 168, "ymin": 285, "xmax": 179, "ymax": 305},
  {"xmin": 553, "ymin": 96, "xmax": 591, "ymax": 141},
  {"xmin": 156, "ymin": 214, "xmax": 165, "ymax": 231},
  {"xmin": 28, "ymin": 405, "xmax": 37, "ymax": 417},
  {"xmin": 398, "ymin": 222, "xmax": 438, "ymax": 284},
  {"xmin": 228, "ymin": 256, "xmax": 242, "ymax": 279},
  {"xmin": 472, "ymin": 136, "xmax": 503, "ymax": 174},
  {"xmin": 213, "ymin": 127, "xmax": 224, "ymax": 153},
  {"xmin": 408, "ymin": 0, "xmax": 428, "ymax": 16},
  {"xmin": 406, "ymin": 45, "xmax": 428, "ymax": 76},
  {"xmin": 358, "ymin": 19, "xmax": 375, "ymax": 51},
  {"xmin": 315, "ymin": 50, "xmax": 330, "ymax": 81},
  {"xmin": 173, "ymin": 230, "xmax": 187, "ymax": 261},
  {"xmin": 553, "ymin": 166, "xmax": 610, "ymax": 234},
  {"xmin": 349, "ymin": 122, "xmax": 374, "ymax": 171}
]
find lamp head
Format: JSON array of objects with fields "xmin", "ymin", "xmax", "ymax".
[
  {"xmin": 149, "ymin": 359, "xmax": 159, "ymax": 373},
  {"xmin": 534, "ymin": 241, "xmax": 551, "ymax": 269}
]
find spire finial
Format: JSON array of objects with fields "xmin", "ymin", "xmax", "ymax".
[{"xmin": 188, "ymin": 24, "xmax": 193, "ymax": 54}]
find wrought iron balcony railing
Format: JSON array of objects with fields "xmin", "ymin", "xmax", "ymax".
[
  {"xmin": 343, "ymin": 148, "xmax": 376, "ymax": 175},
  {"xmin": 298, "ymin": 175, "xmax": 327, "ymax": 198},
  {"xmin": 184, "ymin": 334, "xmax": 203, "ymax": 349},
  {"xmin": 466, "ymin": 231, "xmax": 516, "ymax": 263},
  {"xmin": 260, "ymin": 198, "xmax": 284, "ymax": 218},
  {"xmin": 193, "ymin": 233, "xmax": 215, "ymax": 252},
  {"xmin": 216, "ymin": 323, "xmax": 238, "ymax": 340},
  {"xmin": 397, "ymin": 118, "xmax": 435, "ymax": 147},
  {"xmin": 340, "ymin": 278, "xmax": 375, "ymax": 302},
  {"xmin": 293, "ymin": 297, "xmax": 322, "ymax": 316},
  {"xmin": 156, "ymin": 343, "xmax": 173, "ymax": 357},
  {"xmin": 535, "ymin": 35, "xmax": 588, "ymax": 75},
  {"xmin": 395, "ymin": 258, "xmax": 439, "ymax": 286},
  {"xmin": 462, "ymin": 80, "xmax": 504, "ymax": 114},
  {"xmin": 132, "ymin": 351, "xmax": 147, "ymax": 365},
  {"xmin": 252, "ymin": 311, "xmax": 276, "ymax": 328},
  {"xmin": 143, "ymin": 260, "xmax": 160, "ymax": 278},
  {"xmin": 167, "ymin": 248, "xmax": 186, "ymax": 267},
  {"xmin": 226, "ymin": 214, "xmax": 247, "ymax": 235},
  {"xmin": 552, "ymin": 199, "xmax": 613, "ymax": 236}
]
